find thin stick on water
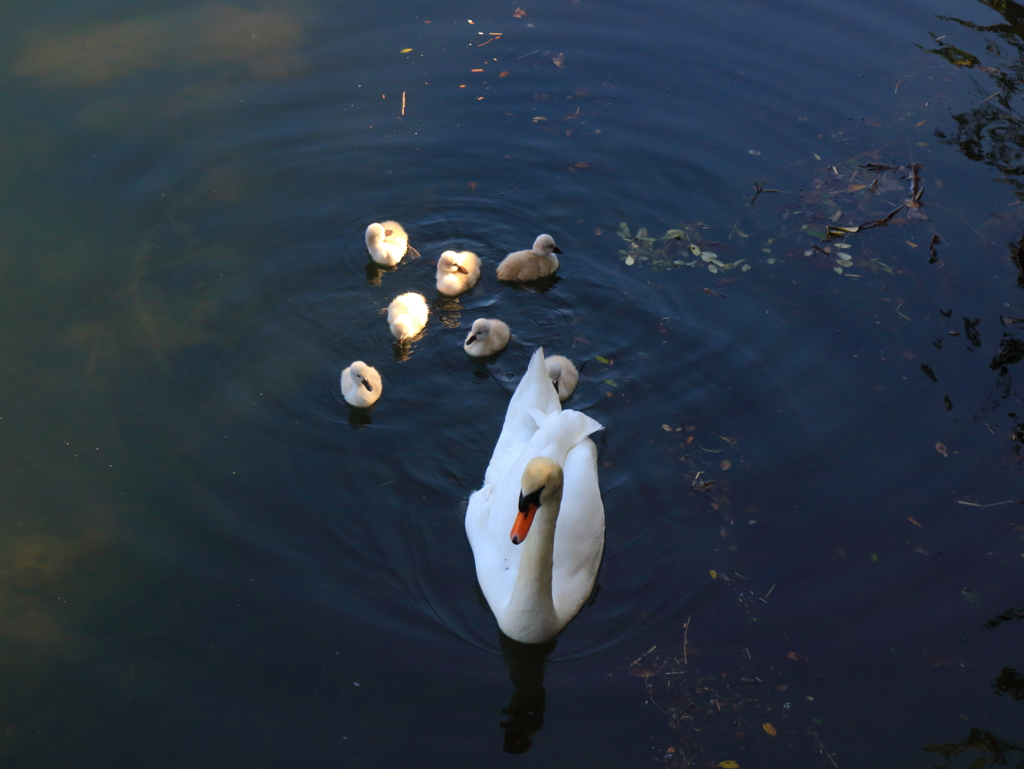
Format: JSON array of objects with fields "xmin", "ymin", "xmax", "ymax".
[
  {"xmin": 630, "ymin": 645, "xmax": 656, "ymax": 667},
  {"xmin": 401, "ymin": 92, "xmax": 406, "ymax": 116},
  {"xmin": 683, "ymin": 616, "xmax": 691, "ymax": 665}
]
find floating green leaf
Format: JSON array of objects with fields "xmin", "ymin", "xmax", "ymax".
[
  {"xmin": 595, "ymin": 355, "xmax": 611, "ymax": 364},
  {"xmin": 603, "ymin": 378, "xmax": 618, "ymax": 387}
]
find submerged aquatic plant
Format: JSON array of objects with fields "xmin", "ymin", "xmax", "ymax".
[{"xmin": 616, "ymin": 222, "xmax": 748, "ymax": 274}]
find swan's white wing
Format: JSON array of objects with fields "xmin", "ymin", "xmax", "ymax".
[
  {"xmin": 552, "ymin": 437, "xmax": 604, "ymax": 621},
  {"xmin": 483, "ymin": 348, "xmax": 561, "ymax": 485},
  {"xmin": 465, "ymin": 482, "xmax": 517, "ymax": 614}
]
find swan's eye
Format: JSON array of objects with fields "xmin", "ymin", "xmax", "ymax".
[{"xmin": 518, "ymin": 486, "xmax": 544, "ymax": 513}]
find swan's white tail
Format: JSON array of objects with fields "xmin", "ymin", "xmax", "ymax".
[{"xmin": 485, "ymin": 348, "xmax": 562, "ymax": 484}]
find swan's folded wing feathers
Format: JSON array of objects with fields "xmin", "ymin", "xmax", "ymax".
[
  {"xmin": 466, "ymin": 484, "xmax": 521, "ymax": 611},
  {"xmin": 552, "ymin": 437, "xmax": 605, "ymax": 620}
]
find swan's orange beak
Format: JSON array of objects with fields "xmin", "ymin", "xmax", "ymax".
[
  {"xmin": 510, "ymin": 504, "xmax": 537, "ymax": 545},
  {"xmin": 511, "ymin": 487, "xmax": 543, "ymax": 545}
]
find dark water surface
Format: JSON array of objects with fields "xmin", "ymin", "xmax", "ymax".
[{"xmin": 1, "ymin": 0, "xmax": 1023, "ymax": 765}]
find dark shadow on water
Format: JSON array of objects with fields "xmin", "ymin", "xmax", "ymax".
[
  {"xmin": 434, "ymin": 295, "xmax": 465, "ymax": 325},
  {"xmin": 993, "ymin": 666, "xmax": 1024, "ymax": 701},
  {"xmin": 347, "ymin": 406, "xmax": 374, "ymax": 428},
  {"xmin": 923, "ymin": 663, "xmax": 1024, "ymax": 766},
  {"xmin": 465, "ymin": 355, "xmax": 516, "ymax": 399},
  {"xmin": 925, "ymin": 1, "xmax": 1024, "ymax": 456},
  {"xmin": 498, "ymin": 274, "xmax": 562, "ymax": 294},
  {"xmin": 923, "ymin": 726, "xmax": 1024, "ymax": 767},
  {"xmin": 927, "ymin": 1, "xmax": 1024, "ymax": 203},
  {"xmin": 392, "ymin": 336, "xmax": 424, "ymax": 362},
  {"xmin": 365, "ymin": 259, "xmax": 397, "ymax": 286},
  {"xmin": 498, "ymin": 633, "xmax": 557, "ymax": 754}
]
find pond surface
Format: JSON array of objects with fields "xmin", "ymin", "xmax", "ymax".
[{"xmin": 1, "ymin": 0, "xmax": 1023, "ymax": 766}]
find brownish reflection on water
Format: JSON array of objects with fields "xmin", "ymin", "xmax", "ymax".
[{"xmin": 14, "ymin": 3, "xmax": 303, "ymax": 88}]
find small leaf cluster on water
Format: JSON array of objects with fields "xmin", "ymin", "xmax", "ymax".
[{"xmin": 616, "ymin": 222, "xmax": 749, "ymax": 274}]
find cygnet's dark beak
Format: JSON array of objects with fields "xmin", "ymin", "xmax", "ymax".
[
  {"xmin": 361, "ymin": 378, "xmax": 373, "ymax": 391},
  {"xmin": 553, "ymin": 379, "xmax": 560, "ymax": 392},
  {"xmin": 457, "ymin": 265, "xmax": 469, "ymax": 274},
  {"xmin": 465, "ymin": 334, "xmax": 477, "ymax": 345},
  {"xmin": 552, "ymin": 246, "xmax": 563, "ymax": 254}
]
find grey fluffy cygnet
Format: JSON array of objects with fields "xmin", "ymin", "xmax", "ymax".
[
  {"xmin": 436, "ymin": 250, "xmax": 481, "ymax": 296},
  {"xmin": 387, "ymin": 292, "xmax": 429, "ymax": 342},
  {"xmin": 545, "ymin": 355, "xmax": 578, "ymax": 402},
  {"xmin": 495, "ymin": 234, "xmax": 563, "ymax": 282},
  {"xmin": 463, "ymin": 318, "xmax": 510, "ymax": 357},
  {"xmin": 341, "ymin": 361, "xmax": 382, "ymax": 407}
]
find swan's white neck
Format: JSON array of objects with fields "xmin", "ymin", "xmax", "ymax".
[{"xmin": 499, "ymin": 487, "xmax": 563, "ymax": 644}]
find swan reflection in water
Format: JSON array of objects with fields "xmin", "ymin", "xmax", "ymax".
[{"xmin": 498, "ymin": 633, "xmax": 557, "ymax": 754}]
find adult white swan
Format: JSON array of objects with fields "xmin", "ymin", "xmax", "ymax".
[{"xmin": 465, "ymin": 348, "xmax": 604, "ymax": 644}]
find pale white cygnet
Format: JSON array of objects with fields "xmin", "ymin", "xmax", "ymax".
[
  {"xmin": 545, "ymin": 355, "xmax": 578, "ymax": 402},
  {"xmin": 340, "ymin": 361, "xmax": 382, "ymax": 408},
  {"xmin": 387, "ymin": 292, "xmax": 429, "ymax": 342},
  {"xmin": 463, "ymin": 318, "xmax": 510, "ymax": 357},
  {"xmin": 365, "ymin": 221, "xmax": 409, "ymax": 266},
  {"xmin": 496, "ymin": 234, "xmax": 563, "ymax": 282},
  {"xmin": 436, "ymin": 250, "xmax": 481, "ymax": 296}
]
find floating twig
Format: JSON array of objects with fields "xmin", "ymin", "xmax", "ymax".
[
  {"xmin": 907, "ymin": 163, "xmax": 924, "ymax": 208},
  {"xmin": 630, "ymin": 645, "xmax": 657, "ymax": 667},
  {"xmin": 683, "ymin": 616, "xmax": 691, "ymax": 665},
  {"xmin": 929, "ymin": 234, "xmax": 940, "ymax": 264},
  {"xmin": 750, "ymin": 179, "xmax": 779, "ymax": 205},
  {"xmin": 852, "ymin": 204, "xmax": 905, "ymax": 233},
  {"xmin": 957, "ymin": 499, "xmax": 1017, "ymax": 508},
  {"xmin": 812, "ymin": 731, "xmax": 840, "ymax": 769}
]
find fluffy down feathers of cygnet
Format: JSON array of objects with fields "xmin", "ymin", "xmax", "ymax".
[
  {"xmin": 436, "ymin": 250, "xmax": 481, "ymax": 296},
  {"xmin": 495, "ymin": 234, "xmax": 563, "ymax": 282},
  {"xmin": 365, "ymin": 221, "xmax": 409, "ymax": 266},
  {"xmin": 463, "ymin": 318, "xmax": 510, "ymax": 357},
  {"xmin": 387, "ymin": 292, "xmax": 429, "ymax": 342},
  {"xmin": 545, "ymin": 355, "xmax": 578, "ymax": 402},
  {"xmin": 341, "ymin": 361, "xmax": 382, "ymax": 407}
]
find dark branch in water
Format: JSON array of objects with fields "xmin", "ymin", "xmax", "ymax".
[{"xmin": 750, "ymin": 179, "xmax": 778, "ymax": 206}]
